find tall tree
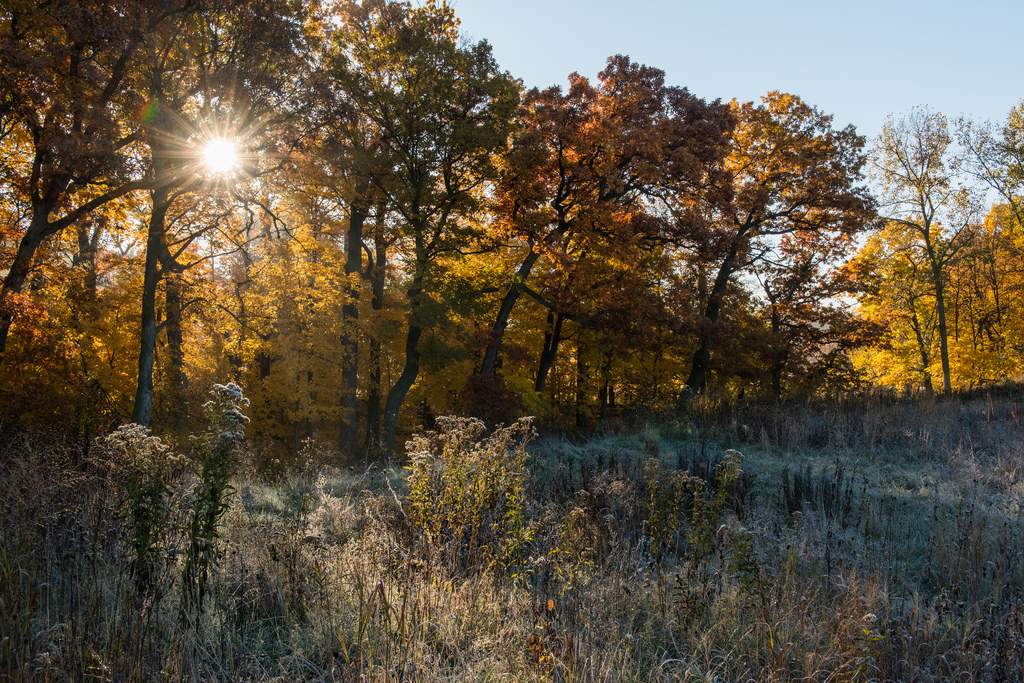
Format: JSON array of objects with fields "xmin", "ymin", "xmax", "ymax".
[
  {"xmin": 129, "ymin": 0, "xmax": 312, "ymax": 426},
  {"xmin": 873, "ymin": 106, "xmax": 982, "ymax": 394},
  {"xmin": 845, "ymin": 226, "xmax": 946, "ymax": 392},
  {"xmin": 317, "ymin": 27, "xmax": 387, "ymax": 457},
  {"xmin": 330, "ymin": 0, "xmax": 518, "ymax": 457},
  {"xmin": 480, "ymin": 56, "xmax": 732, "ymax": 379},
  {"xmin": 679, "ymin": 92, "xmax": 874, "ymax": 397}
]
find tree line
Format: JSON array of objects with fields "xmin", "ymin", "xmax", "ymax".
[{"xmin": 1, "ymin": 0, "xmax": 1021, "ymax": 459}]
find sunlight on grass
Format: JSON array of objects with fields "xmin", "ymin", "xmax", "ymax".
[{"xmin": 4, "ymin": 394, "xmax": 1024, "ymax": 680}]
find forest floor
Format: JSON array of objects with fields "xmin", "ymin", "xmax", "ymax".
[{"xmin": 3, "ymin": 390, "xmax": 1024, "ymax": 681}]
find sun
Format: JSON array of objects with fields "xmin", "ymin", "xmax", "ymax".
[{"xmin": 203, "ymin": 138, "xmax": 238, "ymax": 175}]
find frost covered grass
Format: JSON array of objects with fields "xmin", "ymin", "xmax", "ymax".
[{"xmin": 3, "ymin": 390, "xmax": 1024, "ymax": 681}]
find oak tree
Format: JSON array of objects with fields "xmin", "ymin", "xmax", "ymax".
[
  {"xmin": 678, "ymin": 92, "xmax": 874, "ymax": 397},
  {"xmin": 480, "ymin": 56, "xmax": 732, "ymax": 380}
]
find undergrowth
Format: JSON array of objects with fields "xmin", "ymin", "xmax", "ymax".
[{"xmin": 2, "ymin": 391, "xmax": 1024, "ymax": 681}]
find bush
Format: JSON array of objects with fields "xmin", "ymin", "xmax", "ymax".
[
  {"xmin": 181, "ymin": 383, "xmax": 250, "ymax": 620},
  {"xmin": 94, "ymin": 423, "xmax": 183, "ymax": 594},
  {"xmin": 405, "ymin": 416, "xmax": 535, "ymax": 575}
]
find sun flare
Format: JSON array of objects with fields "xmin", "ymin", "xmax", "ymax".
[{"xmin": 203, "ymin": 138, "xmax": 238, "ymax": 175}]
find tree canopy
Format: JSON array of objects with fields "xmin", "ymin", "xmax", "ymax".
[{"xmin": 2, "ymin": 0, "xmax": 1021, "ymax": 458}]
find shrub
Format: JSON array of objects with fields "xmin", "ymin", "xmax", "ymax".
[
  {"xmin": 643, "ymin": 449, "xmax": 744, "ymax": 567},
  {"xmin": 181, "ymin": 382, "xmax": 250, "ymax": 620},
  {"xmin": 405, "ymin": 416, "xmax": 535, "ymax": 575},
  {"xmin": 780, "ymin": 461, "xmax": 856, "ymax": 528},
  {"xmin": 95, "ymin": 423, "xmax": 182, "ymax": 594}
]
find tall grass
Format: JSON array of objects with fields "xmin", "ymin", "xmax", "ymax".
[{"xmin": 2, "ymin": 388, "xmax": 1024, "ymax": 681}]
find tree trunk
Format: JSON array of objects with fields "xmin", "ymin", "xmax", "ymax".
[
  {"xmin": 364, "ymin": 226, "xmax": 388, "ymax": 457},
  {"xmin": 684, "ymin": 238, "xmax": 742, "ymax": 397},
  {"xmin": 73, "ymin": 218, "xmax": 103, "ymax": 301},
  {"xmin": 534, "ymin": 311, "xmax": 564, "ymax": 394},
  {"xmin": 163, "ymin": 273, "xmax": 188, "ymax": 430},
  {"xmin": 340, "ymin": 191, "xmax": 369, "ymax": 456},
  {"xmin": 379, "ymin": 316, "xmax": 423, "ymax": 459},
  {"xmin": 132, "ymin": 188, "xmax": 172, "ymax": 426},
  {"xmin": 598, "ymin": 351, "xmax": 613, "ymax": 423},
  {"xmin": 307, "ymin": 369, "xmax": 315, "ymax": 442},
  {"xmin": 909, "ymin": 304, "xmax": 935, "ymax": 395},
  {"xmin": 770, "ymin": 303, "xmax": 783, "ymax": 399},
  {"xmin": 575, "ymin": 336, "xmax": 589, "ymax": 431},
  {"xmin": 379, "ymin": 257, "xmax": 425, "ymax": 458},
  {"xmin": 365, "ymin": 340, "xmax": 383, "ymax": 458},
  {"xmin": 932, "ymin": 264, "xmax": 953, "ymax": 394},
  {"xmin": 480, "ymin": 249, "xmax": 542, "ymax": 376}
]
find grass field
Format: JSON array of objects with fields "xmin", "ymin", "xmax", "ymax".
[{"xmin": 2, "ymin": 391, "xmax": 1024, "ymax": 681}]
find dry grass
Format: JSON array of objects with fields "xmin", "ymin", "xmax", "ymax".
[{"xmin": 2, "ymin": 389, "xmax": 1024, "ymax": 681}]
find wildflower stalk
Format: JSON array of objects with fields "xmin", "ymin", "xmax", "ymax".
[{"xmin": 180, "ymin": 383, "xmax": 249, "ymax": 623}]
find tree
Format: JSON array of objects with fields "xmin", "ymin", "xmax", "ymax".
[
  {"xmin": 755, "ymin": 227, "xmax": 867, "ymax": 398},
  {"xmin": 945, "ymin": 205, "xmax": 1024, "ymax": 383},
  {"xmin": 872, "ymin": 107, "xmax": 982, "ymax": 394},
  {"xmin": 0, "ymin": 0, "xmax": 184, "ymax": 358},
  {"xmin": 329, "ymin": 0, "xmax": 518, "ymax": 457},
  {"xmin": 679, "ymin": 92, "xmax": 874, "ymax": 397},
  {"xmin": 238, "ymin": 219, "xmax": 347, "ymax": 456},
  {"xmin": 128, "ymin": 0, "xmax": 312, "ymax": 427},
  {"xmin": 316, "ymin": 22, "xmax": 388, "ymax": 457},
  {"xmin": 959, "ymin": 101, "xmax": 1024, "ymax": 229},
  {"xmin": 479, "ymin": 56, "xmax": 732, "ymax": 380},
  {"xmin": 850, "ymin": 202, "xmax": 1024, "ymax": 391}
]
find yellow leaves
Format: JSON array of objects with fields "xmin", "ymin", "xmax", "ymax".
[
  {"xmin": 852, "ymin": 198, "xmax": 1024, "ymax": 392},
  {"xmin": 227, "ymin": 221, "xmax": 351, "ymax": 439}
]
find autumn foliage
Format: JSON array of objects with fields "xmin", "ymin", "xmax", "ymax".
[{"xmin": 1, "ymin": 0, "xmax": 1022, "ymax": 459}]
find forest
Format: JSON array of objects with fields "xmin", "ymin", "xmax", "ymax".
[
  {"xmin": 1, "ymin": 0, "xmax": 1021, "ymax": 458},
  {"xmin": 2, "ymin": 1, "xmax": 1024, "ymax": 681}
]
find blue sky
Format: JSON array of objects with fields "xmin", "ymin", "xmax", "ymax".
[{"xmin": 450, "ymin": 0, "xmax": 1023, "ymax": 139}]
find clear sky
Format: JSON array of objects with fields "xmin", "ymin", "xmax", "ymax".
[{"xmin": 450, "ymin": 0, "xmax": 1023, "ymax": 140}]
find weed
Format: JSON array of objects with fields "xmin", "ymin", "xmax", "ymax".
[
  {"xmin": 405, "ymin": 416, "xmax": 535, "ymax": 575},
  {"xmin": 94, "ymin": 423, "xmax": 182, "ymax": 595},
  {"xmin": 181, "ymin": 383, "xmax": 250, "ymax": 621},
  {"xmin": 781, "ymin": 461, "xmax": 856, "ymax": 528},
  {"xmin": 0, "ymin": 540, "xmax": 37, "ymax": 680},
  {"xmin": 2, "ymin": 392, "xmax": 1024, "ymax": 681}
]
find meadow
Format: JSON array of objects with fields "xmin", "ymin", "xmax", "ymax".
[{"xmin": 2, "ymin": 389, "xmax": 1024, "ymax": 682}]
